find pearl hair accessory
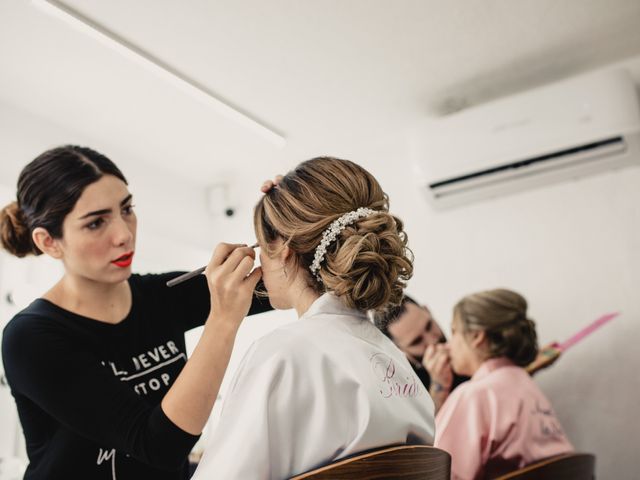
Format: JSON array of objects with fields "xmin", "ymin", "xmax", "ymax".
[{"xmin": 309, "ymin": 207, "xmax": 377, "ymax": 282}]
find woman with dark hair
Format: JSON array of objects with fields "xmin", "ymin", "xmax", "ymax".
[
  {"xmin": 0, "ymin": 145, "xmax": 269, "ymax": 480},
  {"xmin": 434, "ymin": 288, "xmax": 573, "ymax": 480},
  {"xmin": 192, "ymin": 157, "xmax": 435, "ymax": 480}
]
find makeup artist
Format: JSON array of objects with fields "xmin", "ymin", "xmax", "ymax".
[{"xmin": 0, "ymin": 145, "xmax": 270, "ymax": 480}]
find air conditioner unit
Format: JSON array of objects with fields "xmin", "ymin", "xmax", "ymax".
[{"xmin": 413, "ymin": 69, "xmax": 640, "ymax": 209}]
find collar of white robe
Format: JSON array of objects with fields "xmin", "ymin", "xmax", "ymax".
[{"xmin": 309, "ymin": 207, "xmax": 377, "ymax": 282}]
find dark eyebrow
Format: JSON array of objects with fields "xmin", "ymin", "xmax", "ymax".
[{"xmin": 78, "ymin": 194, "xmax": 133, "ymax": 220}]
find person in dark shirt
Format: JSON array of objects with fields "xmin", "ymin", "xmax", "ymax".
[{"xmin": 0, "ymin": 145, "xmax": 270, "ymax": 480}]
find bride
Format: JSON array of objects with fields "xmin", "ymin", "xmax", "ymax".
[{"xmin": 192, "ymin": 157, "xmax": 435, "ymax": 479}]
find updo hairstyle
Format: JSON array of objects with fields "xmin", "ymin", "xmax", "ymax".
[
  {"xmin": 254, "ymin": 157, "xmax": 413, "ymax": 312},
  {"xmin": 454, "ymin": 288, "xmax": 538, "ymax": 366}
]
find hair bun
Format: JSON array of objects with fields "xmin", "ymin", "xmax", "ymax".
[
  {"xmin": 0, "ymin": 201, "xmax": 38, "ymax": 257},
  {"xmin": 321, "ymin": 212, "xmax": 413, "ymax": 311},
  {"xmin": 455, "ymin": 288, "xmax": 539, "ymax": 366},
  {"xmin": 487, "ymin": 316, "xmax": 538, "ymax": 367}
]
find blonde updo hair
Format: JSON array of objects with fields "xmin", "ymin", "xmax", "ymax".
[
  {"xmin": 454, "ymin": 289, "xmax": 538, "ymax": 367},
  {"xmin": 254, "ymin": 157, "xmax": 413, "ymax": 312}
]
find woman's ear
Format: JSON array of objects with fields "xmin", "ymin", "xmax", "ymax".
[
  {"xmin": 470, "ymin": 329, "xmax": 487, "ymax": 350},
  {"xmin": 32, "ymin": 227, "xmax": 63, "ymax": 259},
  {"xmin": 279, "ymin": 242, "xmax": 292, "ymax": 263}
]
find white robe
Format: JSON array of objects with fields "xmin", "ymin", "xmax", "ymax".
[{"xmin": 192, "ymin": 293, "xmax": 435, "ymax": 480}]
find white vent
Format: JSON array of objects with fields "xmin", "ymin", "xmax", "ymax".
[{"xmin": 413, "ymin": 70, "xmax": 640, "ymax": 209}]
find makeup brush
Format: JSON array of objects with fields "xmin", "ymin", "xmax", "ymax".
[{"xmin": 166, "ymin": 243, "xmax": 259, "ymax": 287}]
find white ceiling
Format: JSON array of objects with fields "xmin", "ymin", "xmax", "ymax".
[{"xmin": 2, "ymin": 0, "xmax": 640, "ymax": 185}]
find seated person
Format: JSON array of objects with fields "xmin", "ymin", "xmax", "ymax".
[
  {"xmin": 192, "ymin": 157, "xmax": 435, "ymax": 479},
  {"xmin": 375, "ymin": 295, "xmax": 561, "ymax": 412},
  {"xmin": 434, "ymin": 288, "xmax": 573, "ymax": 480}
]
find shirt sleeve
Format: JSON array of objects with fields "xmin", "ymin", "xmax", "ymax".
[
  {"xmin": 434, "ymin": 386, "xmax": 491, "ymax": 480},
  {"xmin": 2, "ymin": 316, "xmax": 199, "ymax": 471},
  {"xmin": 149, "ymin": 273, "xmax": 273, "ymax": 332}
]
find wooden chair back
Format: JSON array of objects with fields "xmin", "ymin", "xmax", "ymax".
[
  {"xmin": 289, "ymin": 445, "xmax": 451, "ymax": 480},
  {"xmin": 492, "ymin": 453, "xmax": 595, "ymax": 480}
]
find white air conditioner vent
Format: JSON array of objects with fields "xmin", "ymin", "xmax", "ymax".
[{"xmin": 413, "ymin": 70, "xmax": 640, "ymax": 209}]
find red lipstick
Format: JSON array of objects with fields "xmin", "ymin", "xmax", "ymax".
[{"xmin": 112, "ymin": 251, "xmax": 134, "ymax": 268}]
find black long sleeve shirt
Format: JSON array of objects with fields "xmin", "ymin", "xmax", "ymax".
[{"xmin": 1, "ymin": 273, "xmax": 271, "ymax": 480}]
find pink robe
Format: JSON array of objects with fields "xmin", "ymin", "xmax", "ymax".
[{"xmin": 435, "ymin": 357, "xmax": 573, "ymax": 479}]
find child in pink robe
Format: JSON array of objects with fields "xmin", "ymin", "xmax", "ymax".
[{"xmin": 434, "ymin": 289, "xmax": 573, "ymax": 479}]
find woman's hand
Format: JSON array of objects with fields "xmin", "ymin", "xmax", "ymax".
[
  {"xmin": 260, "ymin": 175, "xmax": 284, "ymax": 193},
  {"xmin": 205, "ymin": 243, "xmax": 262, "ymax": 326},
  {"xmin": 423, "ymin": 343, "xmax": 453, "ymax": 392},
  {"xmin": 162, "ymin": 244, "xmax": 261, "ymax": 435}
]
